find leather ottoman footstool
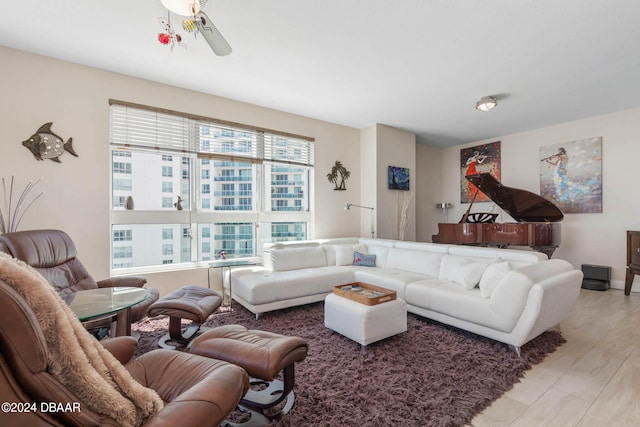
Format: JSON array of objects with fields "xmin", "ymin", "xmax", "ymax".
[
  {"xmin": 190, "ymin": 324, "xmax": 308, "ymax": 425},
  {"xmin": 324, "ymin": 292, "xmax": 407, "ymax": 346},
  {"xmin": 147, "ymin": 285, "xmax": 222, "ymax": 349}
]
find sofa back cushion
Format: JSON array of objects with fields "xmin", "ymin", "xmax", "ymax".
[
  {"xmin": 268, "ymin": 246, "xmax": 328, "ymax": 271},
  {"xmin": 448, "ymin": 246, "xmax": 546, "ymax": 268},
  {"xmin": 478, "ymin": 261, "xmax": 512, "ymax": 298},
  {"xmin": 385, "ymin": 247, "xmax": 444, "ymax": 277},
  {"xmin": 438, "ymin": 255, "xmax": 497, "ymax": 289},
  {"xmin": 394, "ymin": 241, "xmax": 452, "ymax": 253},
  {"xmin": 324, "ymin": 245, "xmax": 349, "ymax": 266}
]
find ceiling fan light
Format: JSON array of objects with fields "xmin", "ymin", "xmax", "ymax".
[
  {"xmin": 160, "ymin": 0, "xmax": 200, "ymax": 17},
  {"xmin": 476, "ymin": 96, "xmax": 497, "ymax": 112}
]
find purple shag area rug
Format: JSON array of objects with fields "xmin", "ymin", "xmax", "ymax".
[{"xmin": 132, "ymin": 302, "xmax": 564, "ymax": 427}]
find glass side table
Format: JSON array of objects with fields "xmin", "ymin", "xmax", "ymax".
[
  {"xmin": 65, "ymin": 287, "xmax": 150, "ymax": 336},
  {"xmin": 209, "ymin": 259, "xmax": 258, "ymax": 306}
]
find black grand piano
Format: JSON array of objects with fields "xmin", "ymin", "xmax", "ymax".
[{"xmin": 432, "ymin": 173, "xmax": 563, "ymax": 258}]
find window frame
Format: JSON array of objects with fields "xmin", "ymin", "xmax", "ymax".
[{"xmin": 109, "ymin": 101, "xmax": 315, "ymax": 274}]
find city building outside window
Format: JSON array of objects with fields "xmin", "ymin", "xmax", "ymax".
[{"xmin": 110, "ymin": 102, "xmax": 314, "ymax": 272}]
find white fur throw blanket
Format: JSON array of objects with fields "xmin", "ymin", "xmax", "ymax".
[{"xmin": 0, "ymin": 252, "xmax": 163, "ymax": 426}]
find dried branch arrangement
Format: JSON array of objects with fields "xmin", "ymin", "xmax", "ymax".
[{"xmin": 1, "ymin": 176, "xmax": 45, "ymax": 234}]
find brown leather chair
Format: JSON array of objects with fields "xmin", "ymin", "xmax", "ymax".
[
  {"xmin": 0, "ymin": 274, "xmax": 249, "ymax": 426},
  {"xmin": 0, "ymin": 229, "xmax": 159, "ymax": 325}
]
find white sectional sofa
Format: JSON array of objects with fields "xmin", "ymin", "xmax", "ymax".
[{"xmin": 227, "ymin": 238, "xmax": 583, "ymax": 352}]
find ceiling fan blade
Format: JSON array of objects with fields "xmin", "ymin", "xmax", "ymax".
[{"xmin": 195, "ymin": 11, "xmax": 232, "ymax": 56}]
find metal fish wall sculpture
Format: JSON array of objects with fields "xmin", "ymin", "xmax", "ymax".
[{"xmin": 22, "ymin": 122, "xmax": 78, "ymax": 163}]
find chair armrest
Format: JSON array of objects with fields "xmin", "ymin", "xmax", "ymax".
[
  {"xmin": 98, "ymin": 276, "xmax": 147, "ymax": 288},
  {"xmin": 101, "ymin": 337, "xmax": 138, "ymax": 364},
  {"xmin": 127, "ymin": 350, "xmax": 248, "ymax": 427}
]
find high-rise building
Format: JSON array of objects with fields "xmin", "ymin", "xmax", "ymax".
[{"xmin": 111, "ymin": 127, "xmax": 310, "ymax": 269}]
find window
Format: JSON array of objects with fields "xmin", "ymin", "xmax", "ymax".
[
  {"xmin": 113, "ymin": 196, "xmax": 125, "ymax": 208},
  {"xmin": 222, "ymin": 183, "xmax": 234, "ymax": 194},
  {"xmin": 113, "ymin": 179, "xmax": 132, "ymax": 191},
  {"xmin": 113, "ymin": 229, "xmax": 132, "ymax": 241},
  {"xmin": 113, "ymin": 162, "xmax": 132, "ymax": 174},
  {"xmin": 113, "ymin": 150, "xmax": 132, "ymax": 158},
  {"xmin": 110, "ymin": 102, "xmax": 314, "ymax": 271},
  {"xmin": 113, "ymin": 246, "xmax": 133, "ymax": 258},
  {"xmin": 162, "ymin": 197, "xmax": 173, "ymax": 208}
]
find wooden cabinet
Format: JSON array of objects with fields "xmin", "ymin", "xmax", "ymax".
[{"xmin": 626, "ymin": 230, "xmax": 640, "ymax": 295}]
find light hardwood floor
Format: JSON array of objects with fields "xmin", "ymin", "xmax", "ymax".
[{"xmin": 471, "ymin": 288, "xmax": 640, "ymax": 427}]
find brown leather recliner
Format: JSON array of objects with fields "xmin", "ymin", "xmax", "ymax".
[
  {"xmin": 0, "ymin": 229, "xmax": 159, "ymax": 324},
  {"xmin": 0, "ymin": 275, "xmax": 249, "ymax": 426}
]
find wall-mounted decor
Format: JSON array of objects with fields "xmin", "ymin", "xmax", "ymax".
[
  {"xmin": 326, "ymin": 160, "xmax": 351, "ymax": 190},
  {"xmin": 22, "ymin": 122, "xmax": 78, "ymax": 163},
  {"xmin": 460, "ymin": 141, "xmax": 501, "ymax": 203},
  {"xmin": 540, "ymin": 137, "xmax": 602, "ymax": 213},
  {"xmin": 388, "ymin": 166, "xmax": 410, "ymax": 191}
]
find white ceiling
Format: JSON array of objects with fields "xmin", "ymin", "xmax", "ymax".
[{"xmin": 2, "ymin": 1, "xmax": 639, "ymax": 147}]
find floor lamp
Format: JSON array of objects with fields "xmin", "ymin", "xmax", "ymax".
[{"xmin": 344, "ymin": 203, "xmax": 375, "ymax": 238}]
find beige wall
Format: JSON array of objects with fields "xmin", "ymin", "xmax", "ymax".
[
  {"xmin": 359, "ymin": 124, "xmax": 417, "ymax": 240},
  {"xmin": 375, "ymin": 124, "xmax": 416, "ymax": 240},
  {"xmin": 415, "ymin": 143, "xmax": 443, "ymax": 242},
  {"xmin": 359, "ymin": 125, "xmax": 378, "ymax": 237},
  {"xmin": 0, "ymin": 46, "xmax": 361, "ymax": 295},
  {"xmin": 435, "ymin": 108, "xmax": 640, "ymax": 291}
]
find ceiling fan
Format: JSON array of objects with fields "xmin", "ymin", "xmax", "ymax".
[{"xmin": 158, "ymin": 0, "xmax": 232, "ymax": 56}]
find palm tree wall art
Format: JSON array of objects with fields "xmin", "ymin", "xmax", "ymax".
[{"xmin": 326, "ymin": 160, "xmax": 351, "ymax": 190}]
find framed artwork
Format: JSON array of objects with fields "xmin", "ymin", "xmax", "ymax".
[
  {"xmin": 388, "ymin": 166, "xmax": 410, "ymax": 190},
  {"xmin": 540, "ymin": 137, "xmax": 602, "ymax": 213},
  {"xmin": 460, "ymin": 141, "xmax": 501, "ymax": 203}
]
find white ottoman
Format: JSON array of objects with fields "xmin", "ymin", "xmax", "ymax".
[{"xmin": 324, "ymin": 293, "xmax": 407, "ymax": 346}]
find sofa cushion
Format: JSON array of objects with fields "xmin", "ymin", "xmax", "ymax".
[
  {"xmin": 335, "ymin": 245, "xmax": 355, "ymax": 266},
  {"xmin": 269, "ymin": 246, "xmax": 328, "ymax": 271},
  {"xmin": 362, "ymin": 245, "xmax": 389, "ymax": 268},
  {"xmin": 405, "ymin": 279, "xmax": 516, "ymax": 332},
  {"xmin": 358, "ymin": 238, "xmax": 395, "ymax": 248},
  {"xmin": 353, "ymin": 251, "xmax": 376, "ymax": 267},
  {"xmin": 232, "ymin": 266, "xmax": 357, "ymax": 305},
  {"xmin": 448, "ymin": 246, "xmax": 546, "ymax": 266},
  {"xmin": 479, "ymin": 261, "xmax": 512, "ymax": 298},
  {"xmin": 325, "ymin": 244, "xmax": 371, "ymax": 266},
  {"xmin": 393, "ymin": 241, "xmax": 451, "ymax": 253},
  {"xmin": 439, "ymin": 255, "xmax": 496, "ymax": 290},
  {"xmin": 354, "ymin": 268, "xmax": 429, "ymax": 299},
  {"xmin": 386, "ymin": 247, "xmax": 444, "ymax": 277}
]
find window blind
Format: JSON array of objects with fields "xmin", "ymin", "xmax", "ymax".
[
  {"xmin": 110, "ymin": 104, "xmax": 195, "ymax": 154},
  {"xmin": 110, "ymin": 102, "xmax": 314, "ymax": 166}
]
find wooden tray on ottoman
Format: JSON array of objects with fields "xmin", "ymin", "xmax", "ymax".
[{"xmin": 333, "ymin": 282, "xmax": 396, "ymax": 306}]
